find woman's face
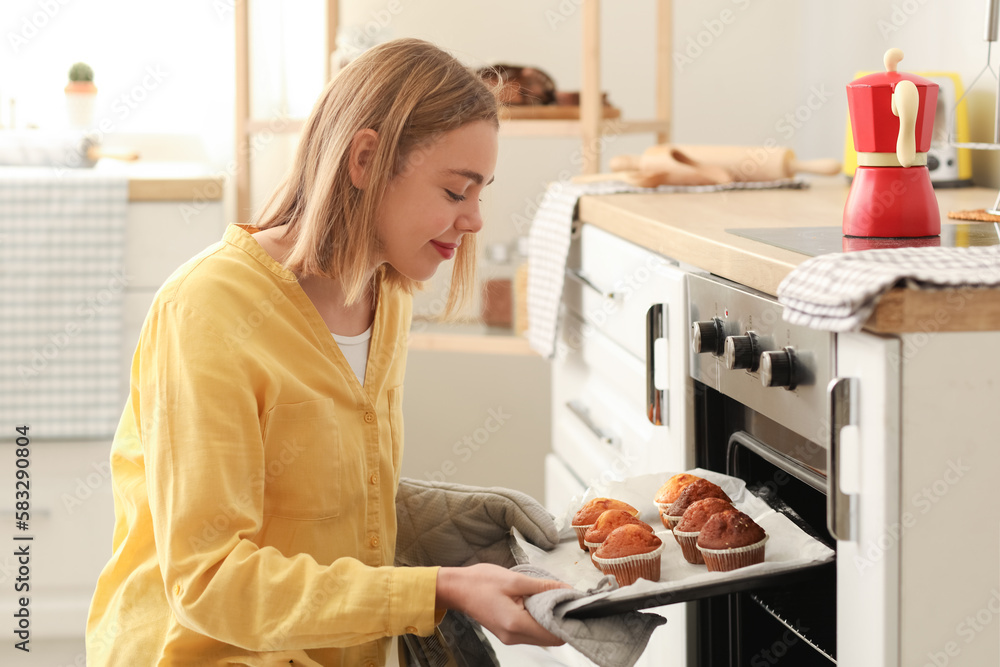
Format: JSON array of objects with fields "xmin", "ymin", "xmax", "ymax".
[{"xmin": 376, "ymin": 120, "xmax": 499, "ymax": 281}]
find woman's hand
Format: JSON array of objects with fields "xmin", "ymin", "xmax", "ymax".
[{"xmin": 435, "ymin": 563, "xmax": 570, "ymax": 647}]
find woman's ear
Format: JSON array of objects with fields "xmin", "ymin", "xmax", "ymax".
[{"xmin": 348, "ymin": 129, "xmax": 379, "ymax": 189}]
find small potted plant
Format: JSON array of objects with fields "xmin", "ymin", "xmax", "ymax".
[{"xmin": 65, "ymin": 62, "xmax": 96, "ymax": 128}]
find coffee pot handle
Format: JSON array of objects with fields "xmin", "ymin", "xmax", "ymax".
[{"xmin": 891, "ymin": 80, "xmax": 919, "ymax": 167}]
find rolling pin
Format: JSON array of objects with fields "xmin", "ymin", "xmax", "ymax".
[
  {"xmin": 610, "ymin": 145, "xmax": 841, "ymax": 182},
  {"xmin": 573, "ymin": 146, "xmax": 733, "ymax": 187}
]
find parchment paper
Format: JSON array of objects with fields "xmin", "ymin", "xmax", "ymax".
[{"xmin": 513, "ymin": 468, "xmax": 835, "ymax": 616}]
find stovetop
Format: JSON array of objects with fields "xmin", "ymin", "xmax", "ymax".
[{"xmin": 727, "ymin": 222, "xmax": 1000, "ymax": 257}]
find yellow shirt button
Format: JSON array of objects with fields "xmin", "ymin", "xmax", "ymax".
[
  {"xmin": 370, "ymin": 473, "xmax": 379, "ymax": 485},
  {"xmin": 370, "ymin": 535, "xmax": 380, "ymax": 548},
  {"xmin": 173, "ymin": 584, "xmax": 182, "ymax": 596},
  {"xmin": 364, "ymin": 412, "xmax": 375, "ymax": 423},
  {"xmin": 405, "ymin": 626, "xmax": 418, "ymax": 635}
]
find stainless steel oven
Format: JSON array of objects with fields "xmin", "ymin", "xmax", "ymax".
[{"xmin": 687, "ymin": 272, "xmax": 838, "ymax": 666}]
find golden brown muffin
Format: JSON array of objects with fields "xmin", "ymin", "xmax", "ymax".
[
  {"xmin": 573, "ymin": 498, "xmax": 639, "ymax": 526},
  {"xmin": 584, "ymin": 510, "xmax": 654, "ymax": 567},
  {"xmin": 571, "ymin": 498, "xmax": 640, "ymax": 551},
  {"xmin": 592, "ymin": 524, "xmax": 664, "ymax": 586},
  {"xmin": 696, "ymin": 509, "xmax": 768, "ymax": 572},
  {"xmin": 584, "ymin": 509, "xmax": 653, "ymax": 544},
  {"xmin": 594, "ymin": 523, "xmax": 663, "ymax": 559},
  {"xmin": 654, "ymin": 473, "xmax": 702, "ymax": 505}
]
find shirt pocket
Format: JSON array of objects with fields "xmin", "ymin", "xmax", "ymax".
[
  {"xmin": 261, "ymin": 398, "xmax": 341, "ymax": 520},
  {"xmin": 387, "ymin": 386, "xmax": 404, "ymax": 478}
]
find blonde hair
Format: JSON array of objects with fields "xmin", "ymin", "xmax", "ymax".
[{"xmin": 255, "ymin": 38, "xmax": 499, "ymax": 317}]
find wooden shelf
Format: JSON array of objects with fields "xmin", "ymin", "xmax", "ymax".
[
  {"xmin": 408, "ymin": 321, "xmax": 534, "ymax": 355},
  {"xmin": 500, "ymin": 118, "xmax": 670, "ymax": 138},
  {"xmin": 499, "ymin": 105, "xmax": 621, "ymax": 121}
]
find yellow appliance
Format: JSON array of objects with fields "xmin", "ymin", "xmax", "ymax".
[{"xmin": 843, "ymin": 71, "xmax": 973, "ymax": 186}]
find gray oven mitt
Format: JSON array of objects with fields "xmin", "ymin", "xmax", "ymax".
[
  {"xmin": 394, "ymin": 478, "xmax": 559, "ymax": 569},
  {"xmin": 512, "ymin": 564, "xmax": 667, "ymax": 667},
  {"xmin": 394, "ymin": 479, "xmax": 559, "ymax": 667}
]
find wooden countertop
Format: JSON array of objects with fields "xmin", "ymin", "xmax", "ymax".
[
  {"xmin": 93, "ymin": 161, "xmax": 225, "ymax": 202},
  {"xmin": 578, "ymin": 177, "xmax": 1000, "ymax": 333}
]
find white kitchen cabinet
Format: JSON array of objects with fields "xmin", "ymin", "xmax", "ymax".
[
  {"xmin": 895, "ymin": 333, "xmax": 998, "ymax": 665},
  {"xmin": 833, "ymin": 330, "xmax": 1000, "ymax": 666}
]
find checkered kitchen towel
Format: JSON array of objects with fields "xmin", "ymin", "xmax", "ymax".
[
  {"xmin": 0, "ymin": 167, "xmax": 128, "ymax": 439},
  {"xmin": 527, "ymin": 178, "xmax": 807, "ymax": 358},
  {"xmin": 777, "ymin": 243, "xmax": 1000, "ymax": 331}
]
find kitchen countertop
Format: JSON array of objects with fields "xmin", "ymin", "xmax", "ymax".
[
  {"xmin": 94, "ymin": 160, "xmax": 224, "ymax": 202},
  {"xmin": 578, "ymin": 176, "xmax": 1000, "ymax": 333}
]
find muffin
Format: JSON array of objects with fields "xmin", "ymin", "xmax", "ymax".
[
  {"xmin": 696, "ymin": 509, "xmax": 768, "ymax": 572},
  {"xmin": 663, "ymin": 478, "xmax": 731, "ymax": 531},
  {"xmin": 584, "ymin": 510, "xmax": 654, "ymax": 568},
  {"xmin": 571, "ymin": 498, "xmax": 639, "ymax": 551},
  {"xmin": 672, "ymin": 497, "xmax": 734, "ymax": 564},
  {"xmin": 592, "ymin": 524, "xmax": 664, "ymax": 586},
  {"xmin": 654, "ymin": 473, "xmax": 702, "ymax": 529}
]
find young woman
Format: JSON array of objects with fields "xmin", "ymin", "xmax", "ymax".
[{"xmin": 87, "ymin": 38, "xmax": 566, "ymax": 666}]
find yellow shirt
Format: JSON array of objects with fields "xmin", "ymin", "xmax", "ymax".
[{"xmin": 86, "ymin": 224, "xmax": 440, "ymax": 666}]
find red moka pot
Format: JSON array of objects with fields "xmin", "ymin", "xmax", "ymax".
[{"xmin": 844, "ymin": 48, "xmax": 941, "ymax": 238}]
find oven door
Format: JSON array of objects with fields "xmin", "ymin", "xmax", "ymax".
[{"xmin": 694, "ymin": 384, "xmax": 837, "ymax": 667}]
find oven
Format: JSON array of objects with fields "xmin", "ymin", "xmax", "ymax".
[{"xmin": 687, "ymin": 272, "xmax": 838, "ymax": 666}]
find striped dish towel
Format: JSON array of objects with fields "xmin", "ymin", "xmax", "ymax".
[
  {"xmin": 777, "ymin": 243, "xmax": 1000, "ymax": 331},
  {"xmin": 0, "ymin": 167, "xmax": 128, "ymax": 440},
  {"xmin": 526, "ymin": 178, "xmax": 806, "ymax": 358}
]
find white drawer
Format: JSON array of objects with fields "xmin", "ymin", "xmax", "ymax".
[
  {"xmin": 553, "ymin": 311, "xmax": 676, "ymax": 473},
  {"xmin": 570, "ymin": 312, "xmax": 647, "ymax": 416},
  {"xmin": 564, "ymin": 225, "xmax": 683, "ymax": 360}
]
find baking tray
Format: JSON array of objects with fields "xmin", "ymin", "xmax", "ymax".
[{"xmin": 512, "ymin": 469, "xmax": 835, "ymax": 619}]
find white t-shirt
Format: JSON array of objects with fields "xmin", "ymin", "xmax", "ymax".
[{"xmin": 332, "ymin": 326, "xmax": 372, "ymax": 385}]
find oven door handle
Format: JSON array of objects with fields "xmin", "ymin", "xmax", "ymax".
[
  {"xmin": 827, "ymin": 376, "xmax": 857, "ymax": 541},
  {"xmin": 565, "ymin": 399, "xmax": 622, "ymax": 451}
]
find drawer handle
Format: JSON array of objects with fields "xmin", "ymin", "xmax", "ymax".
[
  {"xmin": 827, "ymin": 376, "xmax": 856, "ymax": 541},
  {"xmin": 646, "ymin": 304, "xmax": 666, "ymax": 426},
  {"xmin": 566, "ymin": 400, "xmax": 621, "ymax": 451},
  {"xmin": 565, "ymin": 268, "xmax": 620, "ymax": 300}
]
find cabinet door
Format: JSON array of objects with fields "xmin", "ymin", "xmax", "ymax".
[
  {"xmin": 834, "ymin": 332, "xmax": 901, "ymax": 667},
  {"xmin": 897, "ymin": 332, "xmax": 1000, "ymax": 667}
]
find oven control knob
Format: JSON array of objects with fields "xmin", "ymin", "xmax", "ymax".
[
  {"xmin": 723, "ymin": 332, "xmax": 759, "ymax": 371},
  {"xmin": 691, "ymin": 318, "xmax": 724, "ymax": 355},
  {"xmin": 760, "ymin": 347, "xmax": 798, "ymax": 389}
]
